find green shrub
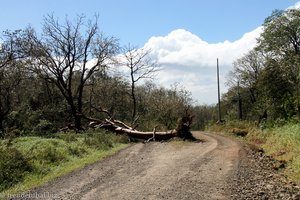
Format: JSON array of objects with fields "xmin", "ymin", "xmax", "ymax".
[
  {"xmin": 63, "ymin": 133, "xmax": 78, "ymax": 143},
  {"xmin": 29, "ymin": 140, "xmax": 68, "ymax": 164},
  {"xmin": 84, "ymin": 133, "xmax": 114, "ymax": 150},
  {"xmin": 0, "ymin": 132, "xmax": 129, "ymax": 194},
  {"xmin": 0, "ymin": 147, "xmax": 32, "ymax": 191},
  {"xmin": 68, "ymin": 144, "xmax": 88, "ymax": 157},
  {"xmin": 33, "ymin": 120, "xmax": 56, "ymax": 135}
]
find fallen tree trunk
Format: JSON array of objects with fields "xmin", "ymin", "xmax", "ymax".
[
  {"xmin": 80, "ymin": 111, "xmax": 196, "ymax": 141},
  {"xmin": 100, "ymin": 119, "xmax": 177, "ymax": 141}
]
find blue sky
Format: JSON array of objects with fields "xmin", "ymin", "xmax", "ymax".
[
  {"xmin": 1, "ymin": 0, "xmax": 300, "ymax": 104},
  {"xmin": 1, "ymin": 0, "xmax": 298, "ymax": 46}
]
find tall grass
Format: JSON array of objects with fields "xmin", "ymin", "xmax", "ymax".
[
  {"xmin": 264, "ymin": 123, "xmax": 300, "ymax": 181},
  {"xmin": 265, "ymin": 123, "xmax": 300, "ymax": 159},
  {"xmin": 0, "ymin": 131, "xmax": 129, "ymax": 199},
  {"xmin": 208, "ymin": 120, "xmax": 300, "ymax": 183}
]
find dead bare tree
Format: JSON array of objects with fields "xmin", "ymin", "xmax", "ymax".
[
  {"xmin": 122, "ymin": 45, "xmax": 160, "ymax": 123},
  {"xmin": 24, "ymin": 14, "xmax": 119, "ymax": 130}
]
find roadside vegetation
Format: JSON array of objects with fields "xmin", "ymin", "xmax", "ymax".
[
  {"xmin": 205, "ymin": 8, "xmax": 300, "ymax": 183},
  {"xmin": 0, "ymin": 130, "xmax": 128, "ymax": 198},
  {"xmin": 208, "ymin": 120, "xmax": 300, "ymax": 183},
  {"xmin": 0, "ymin": 5, "xmax": 300, "ymax": 198},
  {"xmin": 0, "ymin": 12, "xmax": 194, "ymax": 198}
]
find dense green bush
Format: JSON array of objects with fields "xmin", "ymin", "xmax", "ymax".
[
  {"xmin": 83, "ymin": 131, "xmax": 129, "ymax": 150},
  {"xmin": 28, "ymin": 140, "xmax": 68, "ymax": 164},
  {"xmin": 67, "ymin": 143, "xmax": 88, "ymax": 157},
  {"xmin": 84, "ymin": 133, "xmax": 114, "ymax": 150},
  {"xmin": 33, "ymin": 120, "xmax": 56, "ymax": 135},
  {"xmin": 0, "ymin": 147, "xmax": 32, "ymax": 191},
  {"xmin": 0, "ymin": 131, "xmax": 129, "ymax": 195}
]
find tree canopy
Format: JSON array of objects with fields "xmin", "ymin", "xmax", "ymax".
[
  {"xmin": 224, "ymin": 8, "xmax": 300, "ymax": 122},
  {"xmin": 0, "ymin": 14, "xmax": 194, "ymax": 137}
]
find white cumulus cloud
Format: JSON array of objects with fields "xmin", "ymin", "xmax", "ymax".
[
  {"xmin": 143, "ymin": 27, "xmax": 263, "ymax": 105},
  {"xmin": 288, "ymin": 1, "xmax": 300, "ymax": 9}
]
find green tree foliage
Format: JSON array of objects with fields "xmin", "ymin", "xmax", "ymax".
[
  {"xmin": 224, "ymin": 8, "xmax": 300, "ymax": 123},
  {"xmin": 0, "ymin": 30, "xmax": 25, "ymax": 136},
  {"xmin": 191, "ymin": 105, "xmax": 215, "ymax": 130},
  {"xmin": 137, "ymin": 83, "xmax": 193, "ymax": 130},
  {"xmin": 229, "ymin": 50, "xmax": 264, "ymax": 103},
  {"xmin": 258, "ymin": 9, "xmax": 300, "ymax": 118},
  {"xmin": 85, "ymin": 72, "xmax": 132, "ymax": 122},
  {"xmin": 226, "ymin": 50, "xmax": 266, "ymax": 120}
]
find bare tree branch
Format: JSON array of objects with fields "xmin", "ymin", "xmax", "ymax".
[
  {"xmin": 24, "ymin": 14, "xmax": 119, "ymax": 129},
  {"xmin": 122, "ymin": 44, "xmax": 160, "ymax": 122}
]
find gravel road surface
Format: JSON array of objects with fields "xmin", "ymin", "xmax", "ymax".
[{"xmin": 16, "ymin": 131, "xmax": 300, "ymax": 200}]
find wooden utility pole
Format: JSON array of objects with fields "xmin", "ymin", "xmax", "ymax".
[{"xmin": 217, "ymin": 58, "xmax": 221, "ymax": 122}]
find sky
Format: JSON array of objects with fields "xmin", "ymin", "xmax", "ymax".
[{"xmin": 1, "ymin": 0, "xmax": 300, "ymax": 104}]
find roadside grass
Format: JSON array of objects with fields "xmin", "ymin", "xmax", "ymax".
[
  {"xmin": 208, "ymin": 120, "xmax": 300, "ymax": 183},
  {"xmin": 264, "ymin": 123, "xmax": 300, "ymax": 181},
  {"xmin": 0, "ymin": 131, "xmax": 129, "ymax": 199}
]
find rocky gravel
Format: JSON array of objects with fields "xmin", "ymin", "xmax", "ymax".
[{"xmin": 230, "ymin": 143, "xmax": 300, "ymax": 200}]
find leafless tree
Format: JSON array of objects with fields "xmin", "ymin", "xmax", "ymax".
[
  {"xmin": 24, "ymin": 14, "xmax": 119, "ymax": 130},
  {"xmin": 122, "ymin": 44, "xmax": 159, "ymax": 123}
]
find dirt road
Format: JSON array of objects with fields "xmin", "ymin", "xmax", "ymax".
[{"xmin": 27, "ymin": 132, "xmax": 241, "ymax": 200}]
